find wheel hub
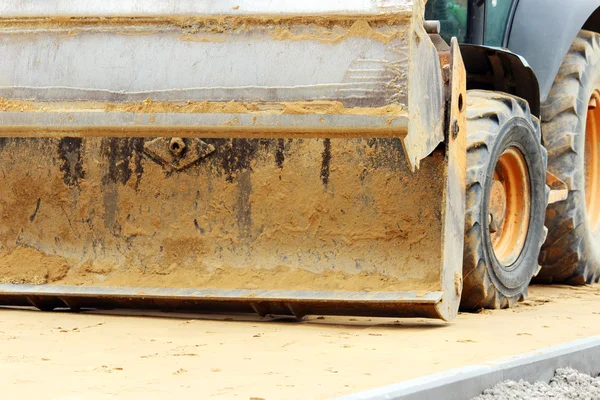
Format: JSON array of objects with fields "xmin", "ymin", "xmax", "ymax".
[
  {"xmin": 585, "ymin": 91, "xmax": 600, "ymax": 236},
  {"xmin": 489, "ymin": 147, "xmax": 531, "ymax": 267}
]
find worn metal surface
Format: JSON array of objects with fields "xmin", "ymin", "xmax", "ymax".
[
  {"xmin": 0, "ymin": 285, "xmax": 445, "ymax": 319},
  {"xmin": 0, "ymin": 0, "xmax": 443, "ymax": 170},
  {"xmin": 0, "ymin": 1, "xmax": 414, "ymax": 17},
  {"xmin": 0, "ymin": 0, "xmax": 463, "ymax": 320},
  {"xmin": 437, "ymin": 38, "xmax": 467, "ymax": 320},
  {"xmin": 0, "ymin": 111, "xmax": 409, "ymax": 138},
  {"xmin": 0, "ymin": 136, "xmax": 460, "ymax": 320}
]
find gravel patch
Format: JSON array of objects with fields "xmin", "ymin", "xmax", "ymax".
[{"xmin": 473, "ymin": 368, "xmax": 600, "ymax": 400}]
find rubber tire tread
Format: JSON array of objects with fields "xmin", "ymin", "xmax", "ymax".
[
  {"xmin": 538, "ymin": 30, "xmax": 600, "ymax": 285},
  {"xmin": 462, "ymin": 90, "xmax": 548, "ymax": 310}
]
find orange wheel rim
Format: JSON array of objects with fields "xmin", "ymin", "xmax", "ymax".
[
  {"xmin": 489, "ymin": 147, "xmax": 531, "ymax": 266},
  {"xmin": 586, "ymin": 91, "xmax": 600, "ymax": 237}
]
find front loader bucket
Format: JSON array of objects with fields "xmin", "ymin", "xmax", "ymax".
[{"xmin": 0, "ymin": 1, "xmax": 466, "ymax": 320}]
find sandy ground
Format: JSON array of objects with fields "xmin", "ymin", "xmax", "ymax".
[{"xmin": 1, "ymin": 284, "xmax": 600, "ymax": 400}]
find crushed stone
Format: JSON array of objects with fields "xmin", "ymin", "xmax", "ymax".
[{"xmin": 473, "ymin": 368, "xmax": 600, "ymax": 400}]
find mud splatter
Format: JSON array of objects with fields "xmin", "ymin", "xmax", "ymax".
[
  {"xmin": 275, "ymin": 139, "xmax": 285, "ymax": 169},
  {"xmin": 236, "ymin": 170, "xmax": 253, "ymax": 239},
  {"xmin": 320, "ymin": 139, "xmax": 331, "ymax": 186},
  {"xmin": 58, "ymin": 138, "xmax": 85, "ymax": 187},
  {"xmin": 213, "ymin": 139, "xmax": 261, "ymax": 183},
  {"xmin": 131, "ymin": 138, "xmax": 146, "ymax": 190},
  {"xmin": 29, "ymin": 198, "xmax": 41, "ymax": 223},
  {"xmin": 102, "ymin": 139, "xmax": 134, "ymax": 186}
]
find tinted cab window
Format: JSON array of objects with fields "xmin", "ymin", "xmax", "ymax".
[
  {"xmin": 485, "ymin": 0, "xmax": 514, "ymax": 47},
  {"xmin": 425, "ymin": 0, "xmax": 514, "ymax": 47},
  {"xmin": 425, "ymin": 0, "xmax": 468, "ymax": 43}
]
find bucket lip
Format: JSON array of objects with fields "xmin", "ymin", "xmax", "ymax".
[
  {"xmin": 0, "ymin": 284, "xmax": 447, "ymax": 320},
  {"xmin": 0, "ymin": 0, "xmax": 415, "ymax": 19},
  {"xmin": 0, "ymin": 284, "xmax": 443, "ymax": 303}
]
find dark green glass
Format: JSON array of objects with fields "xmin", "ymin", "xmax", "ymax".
[
  {"xmin": 485, "ymin": 0, "xmax": 514, "ymax": 47},
  {"xmin": 424, "ymin": 0, "xmax": 468, "ymax": 43}
]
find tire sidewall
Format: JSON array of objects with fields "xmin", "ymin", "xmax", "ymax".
[{"xmin": 482, "ymin": 118, "xmax": 546, "ymax": 294}]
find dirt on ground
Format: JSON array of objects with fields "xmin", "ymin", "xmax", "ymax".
[{"xmin": 1, "ymin": 284, "xmax": 600, "ymax": 399}]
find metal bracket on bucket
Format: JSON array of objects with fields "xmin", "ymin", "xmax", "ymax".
[
  {"xmin": 437, "ymin": 38, "xmax": 467, "ymax": 320},
  {"xmin": 144, "ymin": 138, "xmax": 215, "ymax": 171}
]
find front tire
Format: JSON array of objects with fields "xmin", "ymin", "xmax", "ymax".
[{"xmin": 461, "ymin": 91, "xmax": 548, "ymax": 310}]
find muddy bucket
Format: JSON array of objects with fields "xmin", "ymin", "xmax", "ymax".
[{"xmin": 0, "ymin": 0, "xmax": 465, "ymax": 320}]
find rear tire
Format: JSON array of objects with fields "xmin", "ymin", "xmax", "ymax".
[
  {"xmin": 538, "ymin": 30, "xmax": 600, "ymax": 284},
  {"xmin": 461, "ymin": 91, "xmax": 548, "ymax": 310}
]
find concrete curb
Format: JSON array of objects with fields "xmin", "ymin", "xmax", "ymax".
[{"xmin": 335, "ymin": 335, "xmax": 600, "ymax": 400}]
